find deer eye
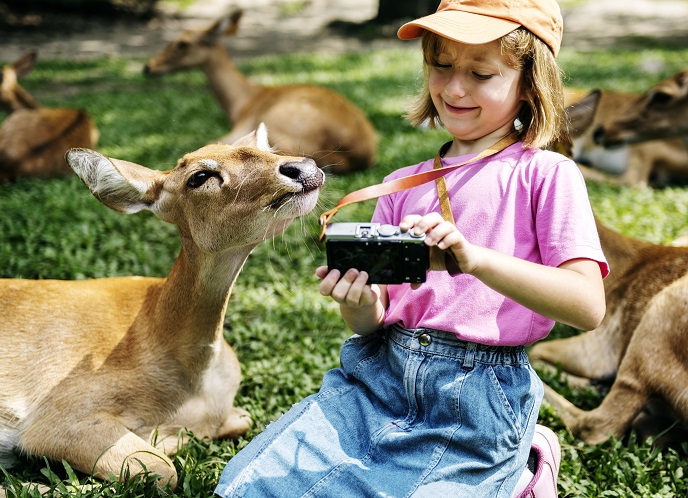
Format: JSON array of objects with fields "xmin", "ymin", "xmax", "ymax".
[
  {"xmin": 175, "ymin": 41, "xmax": 190, "ymax": 52},
  {"xmin": 648, "ymin": 91, "xmax": 672, "ymax": 107},
  {"xmin": 187, "ymin": 171, "xmax": 221, "ymax": 189}
]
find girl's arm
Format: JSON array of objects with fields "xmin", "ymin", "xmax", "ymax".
[
  {"xmin": 316, "ymin": 266, "xmax": 389, "ymax": 335},
  {"xmin": 401, "ymin": 213, "xmax": 606, "ymax": 331}
]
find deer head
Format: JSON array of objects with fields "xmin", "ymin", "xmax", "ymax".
[
  {"xmin": 143, "ymin": 10, "xmax": 243, "ymax": 76},
  {"xmin": 593, "ymin": 69, "xmax": 688, "ymax": 147},
  {"xmin": 67, "ymin": 123, "xmax": 323, "ymax": 253}
]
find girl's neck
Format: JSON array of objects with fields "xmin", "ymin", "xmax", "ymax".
[{"xmin": 443, "ymin": 128, "xmax": 518, "ymax": 158}]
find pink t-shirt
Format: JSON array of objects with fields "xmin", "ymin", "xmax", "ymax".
[{"xmin": 371, "ymin": 142, "xmax": 609, "ymax": 346}]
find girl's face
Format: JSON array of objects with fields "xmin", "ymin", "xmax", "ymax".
[{"xmin": 428, "ymin": 38, "xmax": 524, "ymax": 151}]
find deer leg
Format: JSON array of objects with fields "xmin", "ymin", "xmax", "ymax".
[
  {"xmin": 616, "ymin": 148, "xmax": 653, "ymax": 187},
  {"xmin": 21, "ymin": 412, "xmax": 177, "ymax": 489},
  {"xmin": 148, "ymin": 405, "xmax": 251, "ymax": 457},
  {"xmin": 529, "ymin": 324, "xmax": 620, "ymax": 388},
  {"xmin": 218, "ymin": 406, "xmax": 252, "ymax": 438},
  {"xmin": 544, "ymin": 366, "xmax": 649, "ymax": 445}
]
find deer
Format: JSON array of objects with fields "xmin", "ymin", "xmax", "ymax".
[
  {"xmin": 0, "ymin": 124, "xmax": 324, "ymax": 493},
  {"xmin": 528, "ymin": 215, "xmax": 688, "ymax": 446},
  {"xmin": 592, "ymin": 68, "xmax": 688, "ymax": 148},
  {"xmin": 0, "ymin": 50, "xmax": 99, "ymax": 183},
  {"xmin": 562, "ymin": 87, "xmax": 688, "ymax": 187},
  {"xmin": 143, "ymin": 10, "xmax": 377, "ymax": 176},
  {"xmin": 0, "ymin": 50, "xmax": 40, "ymax": 113}
]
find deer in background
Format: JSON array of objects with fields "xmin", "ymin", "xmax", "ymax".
[
  {"xmin": 529, "ymin": 216, "xmax": 688, "ymax": 446},
  {"xmin": 0, "ymin": 50, "xmax": 40, "ymax": 113},
  {"xmin": 143, "ymin": 10, "xmax": 377, "ymax": 175},
  {"xmin": 593, "ymin": 68, "xmax": 688, "ymax": 148},
  {"xmin": 563, "ymin": 87, "xmax": 688, "ymax": 187},
  {"xmin": 0, "ymin": 124, "xmax": 323, "ymax": 492},
  {"xmin": 0, "ymin": 50, "xmax": 99, "ymax": 183}
]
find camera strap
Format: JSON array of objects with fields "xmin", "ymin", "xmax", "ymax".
[{"xmin": 318, "ymin": 133, "xmax": 518, "ymax": 241}]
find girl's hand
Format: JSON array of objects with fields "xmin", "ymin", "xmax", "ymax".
[
  {"xmin": 400, "ymin": 213, "xmax": 481, "ymax": 275},
  {"xmin": 315, "ymin": 266, "xmax": 387, "ymax": 335},
  {"xmin": 315, "ymin": 266, "xmax": 380, "ymax": 309}
]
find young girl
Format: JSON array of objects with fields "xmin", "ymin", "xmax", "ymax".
[{"xmin": 215, "ymin": 1, "xmax": 608, "ymax": 496}]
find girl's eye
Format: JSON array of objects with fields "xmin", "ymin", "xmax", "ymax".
[
  {"xmin": 432, "ymin": 60, "xmax": 452, "ymax": 70},
  {"xmin": 472, "ymin": 72, "xmax": 492, "ymax": 81},
  {"xmin": 187, "ymin": 171, "xmax": 222, "ymax": 189}
]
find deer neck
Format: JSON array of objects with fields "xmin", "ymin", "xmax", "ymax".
[
  {"xmin": 596, "ymin": 219, "xmax": 650, "ymax": 280},
  {"xmin": 148, "ymin": 236, "xmax": 255, "ymax": 367},
  {"xmin": 1, "ymin": 83, "xmax": 39, "ymax": 113},
  {"xmin": 201, "ymin": 47, "xmax": 263, "ymax": 124}
]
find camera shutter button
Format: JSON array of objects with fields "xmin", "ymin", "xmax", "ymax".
[{"xmin": 377, "ymin": 224, "xmax": 399, "ymax": 237}]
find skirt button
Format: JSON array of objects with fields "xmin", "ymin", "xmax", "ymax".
[{"xmin": 418, "ymin": 333, "xmax": 432, "ymax": 347}]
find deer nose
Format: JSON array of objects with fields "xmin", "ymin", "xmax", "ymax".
[{"xmin": 279, "ymin": 159, "xmax": 324, "ymax": 190}]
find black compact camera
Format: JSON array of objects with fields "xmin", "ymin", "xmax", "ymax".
[{"xmin": 324, "ymin": 222, "xmax": 429, "ymax": 284}]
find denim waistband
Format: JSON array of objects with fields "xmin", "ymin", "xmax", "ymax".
[{"xmin": 385, "ymin": 323, "xmax": 528, "ymax": 368}]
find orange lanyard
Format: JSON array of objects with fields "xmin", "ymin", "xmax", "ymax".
[{"xmin": 318, "ymin": 134, "xmax": 517, "ymax": 241}]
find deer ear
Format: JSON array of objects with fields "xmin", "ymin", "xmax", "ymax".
[
  {"xmin": 225, "ymin": 9, "xmax": 243, "ymax": 36},
  {"xmin": 206, "ymin": 9, "xmax": 242, "ymax": 43},
  {"xmin": 65, "ymin": 148, "xmax": 164, "ymax": 214},
  {"xmin": 204, "ymin": 14, "xmax": 231, "ymax": 44},
  {"xmin": 566, "ymin": 89, "xmax": 602, "ymax": 138},
  {"xmin": 230, "ymin": 123, "xmax": 273, "ymax": 152},
  {"xmin": 12, "ymin": 50, "xmax": 37, "ymax": 79},
  {"xmin": 676, "ymin": 71, "xmax": 688, "ymax": 98}
]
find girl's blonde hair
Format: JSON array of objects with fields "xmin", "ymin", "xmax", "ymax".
[{"xmin": 405, "ymin": 28, "xmax": 570, "ymax": 150}]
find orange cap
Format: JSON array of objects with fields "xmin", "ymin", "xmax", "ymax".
[{"xmin": 398, "ymin": 0, "xmax": 563, "ymax": 56}]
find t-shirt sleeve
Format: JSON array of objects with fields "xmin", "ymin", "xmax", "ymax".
[{"xmin": 534, "ymin": 157, "xmax": 609, "ymax": 278}]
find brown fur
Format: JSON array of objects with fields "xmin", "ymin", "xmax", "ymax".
[
  {"xmin": 593, "ymin": 68, "xmax": 688, "ymax": 152},
  {"xmin": 563, "ymin": 88, "xmax": 688, "ymax": 187},
  {"xmin": 0, "ymin": 125, "xmax": 323, "ymax": 489},
  {"xmin": 529, "ymin": 217, "xmax": 688, "ymax": 445},
  {"xmin": 0, "ymin": 51, "xmax": 99, "ymax": 182},
  {"xmin": 143, "ymin": 10, "xmax": 377, "ymax": 175}
]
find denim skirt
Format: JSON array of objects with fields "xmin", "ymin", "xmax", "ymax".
[{"xmin": 215, "ymin": 325, "xmax": 543, "ymax": 498}]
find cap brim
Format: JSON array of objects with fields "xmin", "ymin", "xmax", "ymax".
[{"xmin": 398, "ymin": 10, "xmax": 520, "ymax": 45}]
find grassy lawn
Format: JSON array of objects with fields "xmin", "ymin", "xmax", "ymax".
[{"xmin": 1, "ymin": 43, "xmax": 687, "ymax": 496}]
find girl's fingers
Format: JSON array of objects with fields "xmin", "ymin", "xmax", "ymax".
[
  {"xmin": 329, "ymin": 269, "xmax": 369, "ymax": 305},
  {"xmin": 399, "ymin": 214, "xmax": 423, "ymax": 232},
  {"xmin": 318, "ymin": 268, "xmax": 341, "ymax": 296},
  {"xmin": 424, "ymin": 220, "xmax": 456, "ymax": 246},
  {"xmin": 315, "ymin": 265, "xmax": 330, "ymax": 279}
]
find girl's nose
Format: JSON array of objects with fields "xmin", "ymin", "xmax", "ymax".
[{"xmin": 444, "ymin": 71, "xmax": 467, "ymax": 98}]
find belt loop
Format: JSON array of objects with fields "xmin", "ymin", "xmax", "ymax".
[{"xmin": 462, "ymin": 342, "xmax": 478, "ymax": 370}]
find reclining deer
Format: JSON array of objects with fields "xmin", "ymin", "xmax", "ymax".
[
  {"xmin": 0, "ymin": 50, "xmax": 99, "ymax": 182},
  {"xmin": 0, "ymin": 124, "xmax": 323, "ymax": 493},
  {"xmin": 592, "ymin": 68, "xmax": 688, "ymax": 148},
  {"xmin": 563, "ymin": 87, "xmax": 688, "ymax": 187},
  {"xmin": 143, "ymin": 10, "xmax": 377, "ymax": 176},
  {"xmin": 529, "ymin": 215, "xmax": 688, "ymax": 445}
]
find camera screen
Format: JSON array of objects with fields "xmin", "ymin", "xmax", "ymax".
[{"xmin": 326, "ymin": 240, "xmax": 427, "ymax": 284}]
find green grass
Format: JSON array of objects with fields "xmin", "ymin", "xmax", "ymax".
[{"xmin": 1, "ymin": 45, "xmax": 688, "ymax": 497}]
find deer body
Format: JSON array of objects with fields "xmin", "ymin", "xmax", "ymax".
[
  {"xmin": 529, "ymin": 217, "xmax": 688, "ymax": 445},
  {"xmin": 143, "ymin": 10, "xmax": 377, "ymax": 175},
  {"xmin": 593, "ymin": 68, "xmax": 688, "ymax": 147},
  {"xmin": 0, "ymin": 125, "xmax": 324, "ymax": 489},
  {"xmin": 0, "ymin": 51, "xmax": 98, "ymax": 183},
  {"xmin": 563, "ymin": 88, "xmax": 688, "ymax": 187}
]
